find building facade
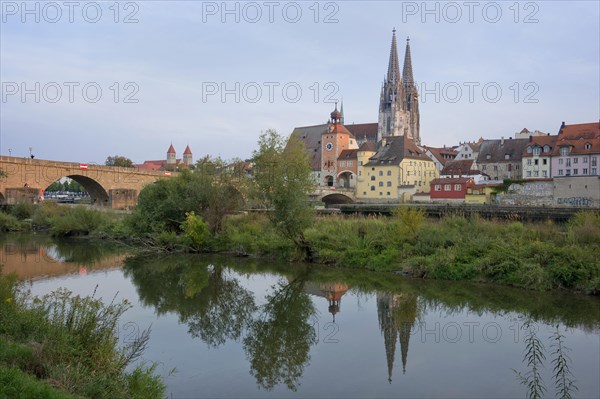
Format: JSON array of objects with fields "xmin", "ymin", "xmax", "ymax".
[{"xmin": 522, "ymin": 135, "xmax": 557, "ymax": 179}]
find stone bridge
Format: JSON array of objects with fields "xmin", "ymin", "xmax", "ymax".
[
  {"xmin": 0, "ymin": 156, "xmax": 173, "ymax": 209},
  {"xmin": 311, "ymin": 187, "xmax": 355, "ymax": 205}
]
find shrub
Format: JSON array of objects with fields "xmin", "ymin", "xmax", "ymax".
[
  {"xmin": 0, "ymin": 212, "xmax": 31, "ymax": 232},
  {"xmin": 181, "ymin": 211, "xmax": 211, "ymax": 251},
  {"xmin": 10, "ymin": 202, "xmax": 35, "ymax": 220}
]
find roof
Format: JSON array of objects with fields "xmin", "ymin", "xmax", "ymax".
[
  {"xmin": 136, "ymin": 159, "xmax": 184, "ymax": 171},
  {"xmin": 183, "ymin": 145, "xmax": 192, "ymax": 155},
  {"xmin": 430, "ymin": 177, "xmax": 474, "ymax": 185},
  {"xmin": 167, "ymin": 144, "xmax": 176, "ymax": 154},
  {"xmin": 359, "ymin": 141, "xmax": 377, "ymax": 152},
  {"xmin": 477, "ymin": 138, "xmax": 529, "ymax": 163},
  {"xmin": 522, "ymin": 135, "xmax": 558, "ymax": 157},
  {"xmin": 365, "ymin": 136, "xmax": 430, "ymax": 166},
  {"xmin": 552, "ymin": 122, "xmax": 600, "ymax": 155},
  {"xmin": 425, "ymin": 146, "xmax": 458, "ymax": 166},
  {"xmin": 345, "ymin": 123, "xmax": 379, "ymax": 142},
  {"xmin": 327, "ymin": 122, "xmax": 354, "ymax": 136},
  {"xmin": 441, "ymin": 160, "xmax": 474, "ymax": 175},
  {"xmin": 558, "ymin": 122, "xmax": 600, "ymax": 137},
  {"xmin": 338, "ymin": 149, "xmax": 358, "ymax": 160},
  {"xmin": 290, "ymin": 124, "xmax": 328, "ymax": 171}
]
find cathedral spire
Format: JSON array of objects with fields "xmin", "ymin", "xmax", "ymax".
[
  {"xmin": 387, "ymin": 29, "xmax": 401, "ymax": 84},
  {"xmin": 340, "ymin": 99, "xmax": 344, "ymax": 124},
  {"xmin": 402, "ymin": 36, "xmax": 414, "ymax": 87}
]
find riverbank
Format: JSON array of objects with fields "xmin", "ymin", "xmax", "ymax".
[
  {"xmin": 1, "ymin": 202, "xmax": 599, "ymax": 294},
  {"xmin": 0, "ymin": 270, "xmax": 165, "ymax": 399}
]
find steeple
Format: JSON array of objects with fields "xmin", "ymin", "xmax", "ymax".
[
  {"xmin": 387, "ymin": 29, "xmax": 401, "ymax": 84},
  {"xmin": 340, "ymin": 100, "xmax": 345, "ymax": 125},
  {"xmin": 402, "ymin": 37, "xmax": 414, "ymax": 87}
]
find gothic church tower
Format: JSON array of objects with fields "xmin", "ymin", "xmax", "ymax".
[{"xmin": 377, "ymin": 30, "xmax": 421, "ymax": 145}]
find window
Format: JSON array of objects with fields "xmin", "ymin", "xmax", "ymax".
[
  {"xmin": 559, "ymin": 169, "xmax": 563, "ymax": 176},
  {"xmin": 534, "ymin": 159, "xmax": 539, "ymax": 165},
  {"xmin": 559, "ymin": 158, "xmax": 564, "ymax": 165},
  {"xmin": 516, "ymin": 164, "xmax": 520, "ymax": 170},
  {"xmin": 407, "ymin": 171, "xmax": 410, "ymax": 176},
  {"xmin": 486, "ymin": 154, "xmax": 491, "ymax": 160},
  {"xmin": 527, "ymin": 146, "xmax": 532, "ymax": 153},
  {"xmin": 574, "ymin": 169, "xmax": 578, "ymax": 175},
  {"xmin": 560, "ymin": 147, "xmax": 569, "ymax": 156},
  {"xmin": 585, "ymin": 143, "xmax": 592, "ymax": 150},
  {"xmin": 583, "ymin": 156, "xmax": 588, "ymax": 163},
  {"xmin": 505, "ymin": 154, "xmax": 511, "ymax": 160},
  {"xmin": 340, "ymin": 161, "xmax": 346, "ymax": 167},
  {"xmin": 533, "ymin": 147, "xmax": 541, "ymax": 156},
  {"xmin": 566, "ymin": 159, "xmax": 571, "ymax": 167},
  {"xmin": 494, "ymin": 165, "xmax": 498, "ymax": 171},
  {"xmin": 378, "ymin": 171, "xmax": 383, "ymax": 176},
  {"xmin": 583, "ymin": 168, "xmax": 588, "ymax": 175},
  {"xmin": 359, "ymin": 161, "xmax": 363, "ymax": 166},
  {"xmin": 566, "ymin": 169, "xmax": 571, "ymax": 176},
  {"xmin": 592, "ymin": 157, "xmax": 597, "ymax": 166},
  {"xmin": 543, "ymin": 159, "xmax": 547, "ymax": 165},
  {"xmin": 527, "ymin": 159, "xmax": 532, "ymax": 165},
  {"xmin": 482, "ymin": 165, "xmax": 486, "ymax": 170},
  {"xmin": 371, "ymin": 176, "xmax": 375, "ymax": 181},
  {"xmin": 534, "ymin": 171, "xmax": 539, "ymax": 177},
  {"xmin": 348, "ymin": 161, "xmax": 353, "ymax": 167},
  {"xmin": 435, "ymin": 185, "xmax": 441, "ymax": 191},
  {"xmin": 370, "ymin": 186, "xmax": 375, "ymax": 191},
  {"xmin": 387, "ymin": 170, "xmax": 392, "ymax": 176},
  {"xmin": 379, "ymin": 182, "xmax": 384, "ymax": 187},
  {"xmin": 444, "ymin": 184, "xmax": 451, "ymax": 191},
  {"xmin": 527, "ymin": 171, "xmax": 532, "ymax": 177},
  {"xmin": 387, "ymin": 181, "xmax": 392, "ymax": 187},
  {"xmin": 542, "ymin": 171, "xmax": 547, "ymax": 177},
  {"xmin": 387, "ymin": 192, "xmax": 390, "ymax": 196},
  {"xmin": 454, "ymin": 184, "xmax": 461, "ymax": 191},
  {"xmin": 592, "ymin": 168, "xmax": 597, "ymax": 175},
  {"xmin": 573, "ymin": 157, "xmax": 578, "ymax": 164},
  {"xmin": 543, "ymin": 145, "xmax": 550, "ymax": 153}
]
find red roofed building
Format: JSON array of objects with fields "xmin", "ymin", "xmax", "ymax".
[
  {"xmin": 137, "ymin": 144, "xmax": 193, "ymax": 171},
  {"xmin": 551, "ymin": 122, "xmax": 600, "ymax": 178},
  {"xmin": 424, "ymin": 146, "xmax": 458, "ymax": 171},
  {"xmin": 430, "ymin": 177, "xmax": 475, "ymax": 203},
  {"xmin": 522, "ymin": 134, "xmax": 557, "ymax": 179},
  {"xmin": 337, "ymin": 149, "xmax": 358, "ymax": 188}
]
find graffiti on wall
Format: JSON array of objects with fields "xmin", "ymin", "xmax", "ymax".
[{"xmin": 557, "ymin": 197, "xmax": 593, "ymax": 207}]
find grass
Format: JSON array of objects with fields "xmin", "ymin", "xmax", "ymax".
[
  {"xmin": 0, "ymin": 269, "xmax": 165, "ymax": 399},
  {"xmin": 220, "ymin": 210, "xmax": 600, "ymax": 294}
]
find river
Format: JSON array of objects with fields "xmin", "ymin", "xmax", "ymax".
[{"xmin": 1, "ymin": 233, "xmax": 599, "ymax": 398}]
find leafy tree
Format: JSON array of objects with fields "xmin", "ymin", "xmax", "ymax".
[
  {"xmin": 105, "ymin": 155, "xmax": 134, "ymax": 168},
  {"xmin": 251, "ymin": 129, "xmax": 315, "ymax": 260},
  {"xmin": 128, "ymin": 158, "xmax": 246, "ymax": 235}
]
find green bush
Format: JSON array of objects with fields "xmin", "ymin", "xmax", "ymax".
[
  {"xmin": 10, "ymin": 202, "xmax": 35, "ymax": 220},
  {"xmin": 49, "ymin": 206, "xmax": 113, "ymax": 237},
  {"xmin": 0, "ymin": 212, "xmax": 31, "ymax": 232}
]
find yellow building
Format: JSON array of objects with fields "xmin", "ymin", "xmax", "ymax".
[{"xmin": 356, "ymin": 136, "xmax": 438, "ymax": 202}]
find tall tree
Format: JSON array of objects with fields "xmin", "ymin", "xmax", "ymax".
[
  {"xmin": 251, "ymin": 129, "xmax": 315, "ymax": 261},
  {"xmin": 105, "ymin": 155, "xmax": 134, "ymax": 168}
]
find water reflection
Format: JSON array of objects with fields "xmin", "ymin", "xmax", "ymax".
[
  {"xmin": 123, "ymin": 256, "xmax": 257, "ymax": 348},
  {"xmin": 0, "ymin": 233, "xmax": 127, "ymax": 280},
  {"xmin": 377, "ymin": 292, "xmax": 419, "ymax": 381}
]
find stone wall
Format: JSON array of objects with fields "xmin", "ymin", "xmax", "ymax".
[
  {"xmin": 500, "ymin": 180, "xmax": 554, "ymax": 206},
  {"xmin": 554, "ymin": 177, "xmax": 600, "ymax": 207}
]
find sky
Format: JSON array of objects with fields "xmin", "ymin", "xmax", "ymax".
[{"xmin": 1, "ymin": 1, "xmax": 599, "ymax": 164}]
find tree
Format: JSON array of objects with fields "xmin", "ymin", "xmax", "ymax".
[
  {"xmin": 251, "ymin": 129, "xmax": 315, "ymax": 261},
  {"xmin": 0, "ymin": 168, "xmax": 7, "ymax": 179},
  {"xmin": 128, "ymin": 158, "xmax": 247, "ymax": 236},
  {"xmin": 105, "ymin": 155, "xmax": 134, "ymax": 168}
]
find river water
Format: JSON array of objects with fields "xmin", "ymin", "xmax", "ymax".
[{"xmin": 2, "ymin": 233, "xmax": 599, "ymax": 398}]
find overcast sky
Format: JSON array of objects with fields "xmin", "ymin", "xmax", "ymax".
[{"xmin": 1, "ymin": 1, "xmax": 599, "ymax": 164}]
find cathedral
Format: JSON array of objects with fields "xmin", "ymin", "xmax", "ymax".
[
  {"xmin": 291, "ymin": 29, "xmax": 432, "ymax": 197},
  {"xmin": 378, "ymin": 29, "xmax": 421, "ymax": 144}
]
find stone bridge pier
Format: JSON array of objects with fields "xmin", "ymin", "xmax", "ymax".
[{"xmin": 0, "ymin": 156, "xmax": 172, "ymax": 209}]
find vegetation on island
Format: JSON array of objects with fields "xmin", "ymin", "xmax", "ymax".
[
  {"xmin": 105, "ymin": 155, "xmax": 134, "ymax": 168},
  {"xmin": 1, "ymin": 129, "xmax": 599, "ymax": 295}
]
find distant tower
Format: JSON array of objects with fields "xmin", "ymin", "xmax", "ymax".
[
  {"xmin": 377, "ymin": 30, "xmax": 421, "ymax": 145},
  {"xmin": 183, "ymin": 145, "xmax": 193, "ymax": 166},
  {"xmin": 403, "ymin": 37, "xmax": 420, "ymax": 145},
  {"xmin": 167, "ymin": 143, "xmax": 176, "ymax": 165}
]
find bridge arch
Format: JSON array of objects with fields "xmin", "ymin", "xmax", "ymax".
[
  {"xmin": 55, "ymin": 175, "xmax": 109, "ymax": 206},
  {"xmin": 321, "ymin": 193, "xmax": 354, "ymax": 206}
]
